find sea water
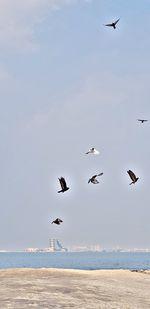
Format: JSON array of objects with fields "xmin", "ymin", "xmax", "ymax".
[{"xmin": 0, "ymin": 252, "xmax": 149, "ymax": 269}]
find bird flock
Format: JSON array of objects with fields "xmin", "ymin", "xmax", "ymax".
[{"xmin": 51, "ymin": 19, "xmax": 148, "ymax": 226}]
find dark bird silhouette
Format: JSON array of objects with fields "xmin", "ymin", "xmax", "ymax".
[
  {"xmin": 51, "ymin": 218, "xmax": 63, "ymax": 225},
  {"xmin": 127, "ymin": 170, "xmax": 139, "ymax": 185},
  {"xmin": 138, "ymin": 119, "xmax": 148, "ymax": 123},
  {"xmin": 104, "ymin": 18, "xmax": 120, "ymax": 29},
  {"xmin": 88, "ymin": 173, "xmax": 103, "ymax": 184},
  {"xmin": 58, "ymin": 177, "xmax": 69, "ymax": 193},
  {"xmin": 85, "ymin": 147, "xmax": 99, "ymax": 155}
]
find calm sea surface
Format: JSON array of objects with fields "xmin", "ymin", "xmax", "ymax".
[{"xmin": 0, "ymin": 252, "xmax": 149, "ymax": 270}]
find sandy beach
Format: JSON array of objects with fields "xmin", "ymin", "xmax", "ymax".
[{"xmin": 0, "ymin": 269, "xmax": 149, "ymax": 308}]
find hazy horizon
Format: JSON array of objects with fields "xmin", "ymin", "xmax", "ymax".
[{"xmin": 0, "ymin": 0, "xmax": 150, "ymax": 250}]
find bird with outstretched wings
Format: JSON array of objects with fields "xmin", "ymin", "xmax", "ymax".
[
  {"xmin": 88, "ymin": 173, "xmax": 103, "ymax": 184},
  {"xmin": 51, "ymin": 218, "xmax": 63, "ymax": 225},
  {"xmin": 58, "ymin": 177, "xmax": 69, "ymax": 193},
  {"xmin": 138, "ymin": 119, "xmax": 148, "ymax": 123},
  {"xmin": 104, "ymin": 18, "xmax": 120, "ymax": 29},
  {"xmin": 127, "ymin": 170, "xmax": 139, "ymax": 185},
  {"xmin": 85, "ymin": 147, "xmax": 99, "ymax": 155}
]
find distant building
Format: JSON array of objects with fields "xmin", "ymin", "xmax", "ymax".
[
  {"xmin": 25, "ymin": 239, "xmax": 68, "ymax": 253},
  {"xmin": 68, "ymin": 244, "xmax": 102, "ymax": 252},
  {"xmin": 25, "ymin": 247, "xmax": 53, "ymax": 253},
  {"xmin": 49, "ymin": 238, "xmax": 68, "ymax": 252}
]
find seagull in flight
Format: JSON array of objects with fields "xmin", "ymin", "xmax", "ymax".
[
  {"xmin": 127, "ymin": 170, "xmax": 139, "ymax": 185},
  {"xmin": 85, "ymin": 148, "xmax": 99, "ymax": 155},
  {"xmin": 138, "ymin": 119, "xmax": 148, "ymax": 123},
  {"xmin": 58, "ymin": 177, "xmax": 69, "ymax": 193},
  {"xmin": 51, "ymin": 218, "xmax": 63, "ymax": 225},
  {"xmin": 88, "ymin": 173, "xmax": 103, "ymax": 184},
  {"xmin": 104, "ymin": 18, "xmax": 120, "ymax": 29}
]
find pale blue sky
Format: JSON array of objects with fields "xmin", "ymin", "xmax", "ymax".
[{"xmin": 0, "ymin": 0, "xmax": 150, "ymax": 250}]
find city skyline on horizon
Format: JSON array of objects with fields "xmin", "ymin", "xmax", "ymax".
[{"xmin": 1, "ymin": 241, "xmax": 150, "ymax": 253}]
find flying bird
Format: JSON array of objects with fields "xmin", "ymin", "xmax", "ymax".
[
  {"xmin": 127, "ymin": 170, "xmax": 139, "ymax": 185},
  {"xmin": 51, "ymin": 218, "xmax": 63, "ymax": 225},
  {"xmin": 58, "ymin": 177, "xmax": 69, "ymax": 193},
  {"xmin": 104, "ymin": 18, "xmax": 120, "ymax": 29},
  {"xmin": 88, "ymin": 173, "xmax": 103, "ymax": 184},
  {"xmin": 138, "ymin": 119, "xmax": 148, "ymax": 123},
  {"xmin": 86, "ymin": 148, "xmax": 99, "ymax": 155}
]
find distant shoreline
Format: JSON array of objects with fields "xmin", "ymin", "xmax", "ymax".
[
  {"xmin": 0, "ymin": 267, "xmax": 149, "ymax": 271},
  {"xmin": 0, "ymin": 265, "xmax": 150, "ymax": 271},
  {"xmin": 1, "ymin": 250, "xmax": 150, "ymax": 253}
]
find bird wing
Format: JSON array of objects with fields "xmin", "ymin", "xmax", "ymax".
[
  {"xmin": 52, "ymin": 219, "xmax": 58, "ymax": 224},
  {"xmin": 59, "ymin": 177, "xmax": 67, "ymax": 190},
  {"xmin": 138, "ymin": 119, "xmax": 148, "ymax": 122},
  {"xmin": 127, "ymin": 170, "xmax": 136, "ymax": 182},
  {"xmin": 97, "ymin": 173, "xmax": 103, "ymax": 177},
  {"xmin": 93, "ymin": 149, "xmax": 99, "ymax": 155},
  {"xmin": 88, "ymin": 175, "xmax": 97, "ymax": 183},
  {"xmin": 92, "ymin": 175, "xmax": 97, "ymax": 179},
  {"xmin": 104, "ymin": 23, "xmax": 113, "ymax": 27},
  {"xmin": 114, "ymin": 18, "xmax": 120, "ymax": 25},
  {"xmin": 86, "ymin": 148, "xmax": 91, "ymax": 154}
]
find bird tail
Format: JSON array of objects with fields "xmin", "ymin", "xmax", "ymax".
[
  {"xmin": 58, "ymin": 190, "xmax": 62, "ymax": 193},
  {"xmin": 129, "ymin": 182, "xmax": 133, "ymax": 185}
]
